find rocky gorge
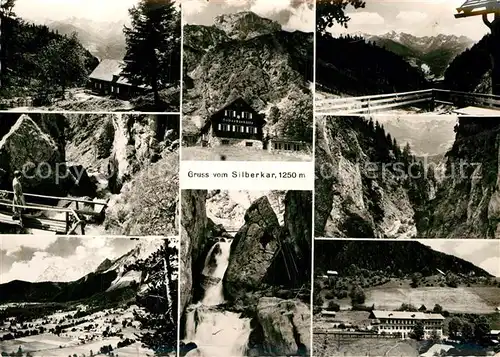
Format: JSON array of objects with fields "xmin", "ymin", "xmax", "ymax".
[
  {"xmin": 0, "ymin": 112, "xmax": 179, "ymax": 235},
  {"xmin": 315, "ymin": 115, "xmax": 500, "ymax": 239},
  {"xmin": 180, "ymin": 190, "xmax": 312, "ymax": 356}
]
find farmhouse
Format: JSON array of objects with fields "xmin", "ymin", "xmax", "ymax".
[
  {"xmin": 88, "ymin": 59, "xmax": 149, "ymax": 99},
  {"xmin": 200, "ymin": 97, "xmax": 266, "ymax": 148},
  {"xmin": 369, "ymin": 310, "xmax": 444, "ymax": 339}
]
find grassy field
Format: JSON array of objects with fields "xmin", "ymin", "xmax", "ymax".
[
  {"xmin": 313, "ymin": 334, "xmax": 419, "ymax": 357},
  {"xmin": 181, "ymin": 146, "xmax": 312, "ymax": 161},
  {"xmin": 364, "ymin": 286, "xmax": 500, "ymax": 313},
  {"xmin": 0, "ymin": 304, "xmax": 155, "ymax": 356}
]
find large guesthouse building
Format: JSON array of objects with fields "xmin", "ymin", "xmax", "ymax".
[
  {"xmin": 369, "ymin": 310, "xmax": 445, "ymax": 339},
  {"xmin": 200, "ymin": 97, "xmax": 266, "ymax": 148}
]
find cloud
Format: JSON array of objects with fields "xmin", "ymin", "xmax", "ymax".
[
  {"xmin": 182, "ymin": 0, "xmax": 209, "ymax": 17},
  {"xmin": 396, "ymin": 11, "xmax": 428, "ymax": 24},
  {"xmin": 0, "ymin": 237, "xmax": 144, "ymax": 283},
  {"xmin": 349, "ymin": 12, "xmax": 385, "ymax": 26}
]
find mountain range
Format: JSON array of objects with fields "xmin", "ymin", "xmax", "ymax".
[
  {"xmin": 31, "ymin": 16, "xmax": 127, "ymax": 60},
  {"xmin": 0, "ymin": 239, "xmax": 162, "ymax": 304},
  {"xmin": 361, "ymin": 31, "xmax": 475, "ymax": 79},
  {"xmin": 376, "ymin": 116, "xmax": 457, "ymax": 157}
]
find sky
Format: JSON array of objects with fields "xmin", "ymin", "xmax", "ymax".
[
  {"xmin": 13, "ymin": 0, "xmax": 139, "ymax": 22},
  {"xmin": 0, "ymin": 236, "xmax": 164, "ymax": 284},
  {"xmin": 183, "ymin": 0, "xmax": 314, "ymax": 32},
  {"xmin": 328, "ymin": 0, "xmax": 492, "ymax": 41},
  {"xmin": 421, "ymin": 240, "xmax": 500, "ymax": 277}
]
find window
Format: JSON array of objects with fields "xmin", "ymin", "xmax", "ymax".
[
  {"xmin": 253, "ymin": 127, "xmax": 258, "ymax": 134},
  {"xmin": 233, "ymin": 110, "xmax": 237, "ymax": 117},
  {"xmin": 240, "ymin": 126, "xmax": 245, "ymax": 133},
  {"xmin": 117, "ymin": 87, "xmax": 120, "ymax": 94},
  {"xmin": 218, "ymin": 124, "xmax": 222, "ymax": 130},
  {"xmin": 274, "ymin": 143, "xmax": 278, "ymax": 149},
  {"xmin": 246, "ymin": 142, "xmax": 253, "ymax": 147},
  {"xmin": 224, "ymin": 110, "xmax": 228, "ymax": 116},
  {"xmin": 249, "ymin": 113, "xmax": 253, "ymax": 119},
  {"xmin": 232, "ymin": 125, "xmax": 236, "ymax": 132},
  {"xmin": 246, "ymin": 126, "xmax": 250, "ymax": 133},
  {"xmin": 221, "ymin": 140, "xmax": 229, "ymax": 145}
]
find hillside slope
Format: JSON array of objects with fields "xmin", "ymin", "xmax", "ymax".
[
  {"xmin": 316, "ymin": 34, "xmax": 428, "ymax": 96},
  {"xmin": 315, "ymin": 116, "xmax": 434, "ymax": 238},
  {"xmin": 183, "ymin": 12, "xmax": 313, "ymax": 143},
  {"xmin": 314, "ymin": 240, "xmax": 492, "ymax": 277},
  {"xmin": 444, "ymin": 35, "xmax": 491, "ymax": 93},
  {"xmin": 0, "ymin": 14, "xmax": 98, "ymax": 102}
]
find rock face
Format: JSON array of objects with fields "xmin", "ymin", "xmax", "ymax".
[
  {"xmin": 256, "ymin": 297, "xmax": 310, "ymax": 356},
  {"xmin": 315, "ymin": 116, "xmax": 431, "ymax": 238},
  {"xmin": 0, "ymin": 114, "xmax": 66, "ymax": 196},
  {"xmin": 180, "ymin": 190, "xmax": 209, "ymax": 313},
  {"xmin": 182, "ymin": 11, "xmax": 313, "ymax": 143},
  {"xmin": 224, "ymin": 196, "xmax": 281, "ymax": 301},
  {"xmin": 213, "ymin": 12, "xmax": 282, "ymax": 41},
  {"xmin": 420, "ymin": 118, "xmax": 500, "ymax": 238}
]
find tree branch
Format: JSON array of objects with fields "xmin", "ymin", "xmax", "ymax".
[{"xmin": 483, "ymin": 13, "xmax": 493, "ymax": 30}]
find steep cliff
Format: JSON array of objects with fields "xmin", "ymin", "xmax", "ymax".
[
  {"xmin": 419, "ymin": 118, "xmax": 500, "ymax": 238},
  {"xmin": 315, "ymin": 116, "xmax": 433, "ymax": 238},
  {"xmin": 183, "ymin": 12, "xmax": 313, "ymax": 143}
]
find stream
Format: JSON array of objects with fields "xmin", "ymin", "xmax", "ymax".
[{"xmin": 184, "ymin": 238, "xmax": 252, "ymax": 357}]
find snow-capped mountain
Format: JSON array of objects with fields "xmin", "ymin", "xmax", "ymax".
[
  {"xmin": 29, "ymin": 16, "xmax": 127, "ymax": 60},
  {"xmin": 358, "ymin": 31, "xmax": 475, "ymax": 79}
]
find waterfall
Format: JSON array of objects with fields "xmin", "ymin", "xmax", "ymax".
[{"xmin": 184, "ymin": 238, "xmax": 252, "ymax": 357}]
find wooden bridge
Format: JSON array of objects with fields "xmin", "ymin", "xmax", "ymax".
[
  {"xmin": 0, "ymin": 190, "xmax": 108, "ymax": 235},
  {"xmin": 316, "ymin": 89, "xmax": 500, "ymax": 115}
]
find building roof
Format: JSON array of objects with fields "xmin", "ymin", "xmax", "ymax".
[
  {"xmin": 89, "ymin": 59, "xmax": 150, "ymax": 89},
  {"xmin": 89, "ymin": 59, "xmax": 124, "ymax": 82},
  {"xmin": 370, "ymin": 310, "xmax": 445, "ymax": 320}
]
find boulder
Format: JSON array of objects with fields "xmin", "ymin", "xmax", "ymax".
[
  {"xmin": 0, "ymin": 114, "xmax": 66, "ymax": 196},
  {"xmin": 224, "ymin": 196, "xmax": 281, "ymax": 300},
  {"xmin": 256, "ymin": 297, "xmax": 310, "ymax": 356}
]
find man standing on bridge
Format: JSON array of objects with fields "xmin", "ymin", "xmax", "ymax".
[{"xmin": 12, "ymin": 170, "xmax": 25, "ymax": 227}]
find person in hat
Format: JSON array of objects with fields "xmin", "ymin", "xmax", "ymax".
[{"xmin": 12, "ymin": 170, "xmax": 25, "ymax": 226}]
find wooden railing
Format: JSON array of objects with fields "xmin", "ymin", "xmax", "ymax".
[
  {"xmin": 0, "ymin": 190, "xmax": 108, "ymax": 234},
  {"xmin": 316, "ymin": 89, "xmax": 500, "ymax": 114}
]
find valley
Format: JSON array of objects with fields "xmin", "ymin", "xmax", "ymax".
[
  {"xmin": 313, "ymin": 240, "xmax": 500, "ymax": 357},
  {"xmin": 0, "ymin": 237, "xmax": 179, "ymax": 357}
]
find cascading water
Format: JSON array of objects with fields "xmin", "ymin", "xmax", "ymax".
[{"xmin": 184, "ymin": 238, "xmax": 252, "ymax": 357}]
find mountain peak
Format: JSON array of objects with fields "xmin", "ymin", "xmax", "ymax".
[{"xmin": 213, "ymin": 11, "xmax": 282, "ymax": 40}]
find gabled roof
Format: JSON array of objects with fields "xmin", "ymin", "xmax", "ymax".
[
  {"xmin": 89, "ymin": 59, "xmax": 124, "ymax": 82},
  {"xmin": 370, "ymin": 310, "xmax": 445, "ymax": 320},
  {"xmin": 201, "ymin": 97, "xmax": 266, "ymax": 133}
]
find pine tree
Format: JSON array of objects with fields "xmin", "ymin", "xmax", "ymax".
[
  {"xmin": 133, "ymin": 240, "xmax": 178, "ymax": 354},
  {"xmin": 122, "ymin": 0, "xmax": 181, "ymax": 108}
]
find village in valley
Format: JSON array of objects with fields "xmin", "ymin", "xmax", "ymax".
[
  {"xmin": 313, "ymin": 240, "xmax": 500, "ymax": 357},
  {"xmin": 0, "ymin": 237, "xmax": 178, "ymax": 357}
]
